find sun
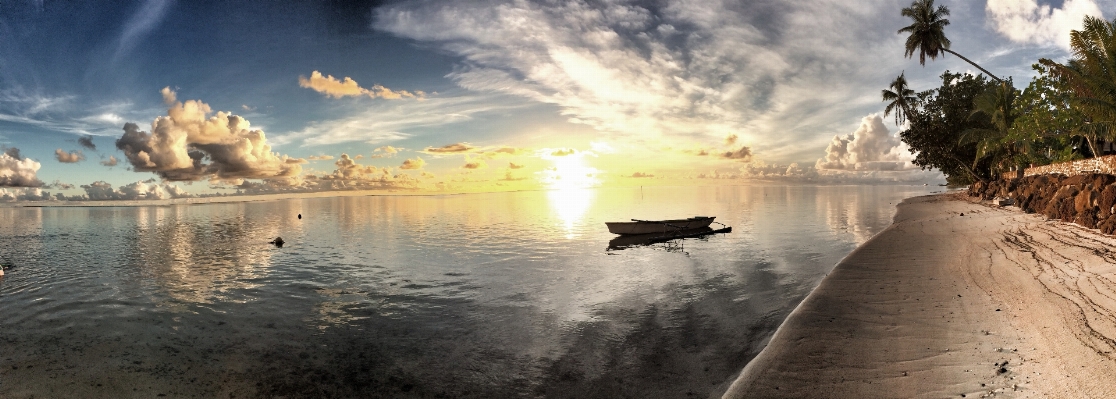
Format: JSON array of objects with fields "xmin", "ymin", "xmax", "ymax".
[{"xmin": 543, "ymin": 154, "xmax": 600, "ymax": 190}]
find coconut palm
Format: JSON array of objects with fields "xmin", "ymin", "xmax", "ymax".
[
  {"xmin": 882, "ymin": 72, "xmax": 919, "ymax": 125},
  {"xmin": 898, "ymin": 0, "xmax": 1002, "ymax": 82},
  {"xmin": 1040, "ymin": 16, "xmax": 1116, "ymax": 156},
  {"xmin": 962, "ymin": 81, "xmax": 1019, "ymax": 173}
]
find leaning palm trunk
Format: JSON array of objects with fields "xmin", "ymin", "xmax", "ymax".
[{"xmin": 943, "ymin": 49, "xmax": 1002, "ymax": 82}]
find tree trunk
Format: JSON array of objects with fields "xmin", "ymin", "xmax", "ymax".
[
  {"xmin": 951, "ymin": 153, "xmax": 986, "ymax": 184},
  {"xmin": 943, "ymin": 49, "xmax": 1002, "ymax": 83}
]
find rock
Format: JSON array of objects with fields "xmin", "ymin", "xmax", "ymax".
[
  {"xmin": 270, "ymin": 237, "xmax": 285, "ymax": 248},
  {"xmin": 1075, "ymin": 189, "xmax": 1097, "ymax": 213},
  {"xmin": 994, "ymin": 197, "xmax": 1014, "ymax": 207},
  {"xmin": 1100, "ymin": 184, "xmax": 1116, "ymax": 219}
]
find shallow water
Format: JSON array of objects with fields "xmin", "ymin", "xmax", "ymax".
[{"xmin": 0, "ymin": 184, "xmax": 936, "ymax": 398}]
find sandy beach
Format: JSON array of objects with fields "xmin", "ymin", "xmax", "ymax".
[{"xmin": 723, "ymin": 192, "xmax": 1116, "ymax": 398}]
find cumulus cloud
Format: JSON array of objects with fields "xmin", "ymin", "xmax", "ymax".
[
  {"xmin": 630, "ymin": 172, "xmax": 654, "ymax": 178},
  {"xmin": 78, "ymin": 180, "xmax": 191, "ymax": 201},
  {"xmin": 299, "ymin": 70, "xmax": 423, "ymax": 99},
  {"xmin": 115, "ymin": 87, "xmax": 304, "ymax": 182},
  {"xmin": 463, "ymin": 160, "xmax": 487, "ymax": 169},
  {"xmin": 478, "ymin": 146, "xmax": 529, "ymax": 158},
  {"xmin": 815, "ymin": 114, "xmax": 913, "ymax": 172},
  {"xmin": 281, "ymin": 153, "xmax": 422, "ymax": 193},
  {"xmin": 77, "ymin": 135, "xmax": 96, "ymax": 150},
  {"xmin": 721, "ymin": 146, "xmax": 752, "ymax": 161},
  {"xmin": 101, "ymin": 155, "xmax": 119, "ymax": 167},
  {"xmin": 725, "ymin": 134, "xmax": 738, "ymax": 146},
  {"xmin": 308, "ymin": 155, "xmax": 335, "ymax": 160},
  {"xmin": 0, "ymin": 187, "xmax": 59, "ymax": 202},
  {"xmin": 400, "ymin": 157, "xmax": 425, "ymax": 170},
  {"xmin": 0, "ymin": 148, "xmax": 44, "ymax": 187},
  {"xmin": 423, "ymin": 143, "xmax": 474, "ymax": 154},
  {"xmin": 986, "ymin": 0, "xmax": 1103, "ymax": 49},
  {"xmin": 508, "ymin": 162, "xmax": 525, "ymax": 169},
  {"xmin": 502, "ymin": 169, "xmax": 527, "ymax": 181},
  {"xmin": 550, "ymin": 148, "xmax": 576, "ymax": 157},
  {"xmin": 55, "ymin": 149, "xmax": 85, "ymax": 163},
  {"xmin": 323, "ymin": 153, "xmax": 383, "ymax": 180},
  {"xmin": 47, "ymin": 180, "xmax": 75, "ymax": 190},
  {"xmin": 368, "ymin": 146, "xmax": 399, "ymax": 158}
]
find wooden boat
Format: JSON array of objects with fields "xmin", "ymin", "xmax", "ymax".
[{"xmin": 605, "ymin": 216, "xmax": 716, "ymax": 235}]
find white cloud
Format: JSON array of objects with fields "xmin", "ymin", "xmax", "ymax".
[
  {"xmin": 815, "ymin": 114, "xmax": 914, "ymax": 172},
  {"xmin": 0, "ymin": 149, "xmax": 43, "ymax": 187},
  {"xmin": 373, "ymin": 0, "xmax": 906, "ymax": 161},
  {"xmin": 112, "ymin": 0, "xmax": 172, "ymax": 62},
  {"xmin": 986, "ymin": 0, "xmax": 1103, "ymax": 49},
  {"xmin": 115, "ymin": 88, "xmax": 304, "ymax": 182},
  {"xmin": 77, "ymin": 180, "xmax": 191, "ymax": 201},
  {"xmin": 101, "ymin": 155, "xmax": 119, "ymax": 167},
  {"xmin": 299, "ymin": 71, "xmax": 423, "ymax": 99},
  {"xmin": 400, "ymin": 157, "xmax": 425, "ymax": 170},
  {"xmin": 55, "ymin": 149, "xmax": 85, "ymax": 163},
  {"xmin": 0, "ymin": 187, "xmax": 58, "ymax": 202},
  {"xmin": 276, "ymin": 93, "xmax": 528, "ymax": 147}
]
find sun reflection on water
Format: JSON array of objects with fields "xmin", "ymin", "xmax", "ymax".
[{"xmin": 547, "ymin": 188, "xmax": 595, "ymax": 239}]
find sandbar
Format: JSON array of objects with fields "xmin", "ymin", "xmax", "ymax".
[{"xmin": 724, "ymin": 192, "xmax": 1116, "ymax": 398}]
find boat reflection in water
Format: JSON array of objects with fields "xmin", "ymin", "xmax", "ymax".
[{"xmin": 606, "ymin": 217, "xmax": 732, "ymax": 250}]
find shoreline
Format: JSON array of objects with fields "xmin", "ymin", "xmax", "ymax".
[
  {"xmin": 0, "ymin": 182, "xmax": 941, "ymax": 208},
  {"xmin": 722, "ymin": 192, "xmax": 1116, "ymax": 398}
]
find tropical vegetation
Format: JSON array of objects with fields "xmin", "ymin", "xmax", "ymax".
[{"xmin": 891, "ymin": 0, "xmax": 1111, "ymax": 185}]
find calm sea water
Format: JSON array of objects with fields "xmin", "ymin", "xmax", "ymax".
[{"xmin": 0, "ymin": 184, "xmax": 936, "ymax": 398}]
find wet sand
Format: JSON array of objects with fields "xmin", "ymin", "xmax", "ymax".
[{"xmin": 724, "ymin": 192, "xmax": 1116, "ymax": 398}]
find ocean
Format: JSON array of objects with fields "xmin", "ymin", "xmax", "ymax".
[{"xmin": 0, "ymin": 184, "xmax": 936, "ymax": 398}]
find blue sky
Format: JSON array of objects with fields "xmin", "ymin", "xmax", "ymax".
[{"xmin": 0, "ymin": 0, "xmax": 1110, "ymax": 200}]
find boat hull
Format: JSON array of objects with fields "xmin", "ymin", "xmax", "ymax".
[{"xmin": 605, "ymin": 217, "xmax": 716, "ymax": 235}]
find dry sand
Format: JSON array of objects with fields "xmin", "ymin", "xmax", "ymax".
[{"xmin": 723, "ymin": 192, "xmax": 1116, "ymax": 398}]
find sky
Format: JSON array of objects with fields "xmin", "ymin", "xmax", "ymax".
[{"xmin": 0, "ymin": 0, "xmax": 1111, "ymax": 201}]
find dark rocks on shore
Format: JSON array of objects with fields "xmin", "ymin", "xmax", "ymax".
[{"xmin": 970, "ymin": 173, "xmax": 1116, "ymax": 234}]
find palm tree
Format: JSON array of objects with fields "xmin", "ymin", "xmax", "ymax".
[
  {"xmin": 1041, "ymin": 16, "xmax": 1116, "ymax": 157},
  {"xmin": 898, "ymin": 0, "xmax": 1002, "ymax": 82},
  {"xmin": 962, "ymin": 81, "xmax": 1019, "ymax": 173},
  {"xmin": 882, "ymin": 72, "xmax": 918, "ymax": 125}
]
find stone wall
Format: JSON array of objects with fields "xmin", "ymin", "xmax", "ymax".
[
  {"xmin": 1023, "ymin": 155, "xmax": 1116, "ymax": 177},
  {"xmin": 970, "ymin": 173, "xmax": 1116, "ymax": 234}
]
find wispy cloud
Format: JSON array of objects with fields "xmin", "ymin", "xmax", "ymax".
[
  {"xmin": 373, "ymin": 0, "xmax": 912, "ymax": 163},
  {"xmin": 276, "ymin": 92, "xmax": 530, "ymax": 147},
  {"xmin": 113, "ymin": 0, "xmax": 173, "ymax": 63}
]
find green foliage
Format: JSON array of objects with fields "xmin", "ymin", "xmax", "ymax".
[
  {"xmin": 962, "ymin": 81, "xmax": 1020, "ymax": 173},
  {"xmin": 899, "ymin": 71, "xmax": 999, "ymax": 183},
  {"xmin": 1012, "ymin": 63, "xmax": 1087, "ymax": 165},
  {"xmin": 1040, "ymin": 16, "xmax": 1116, "ymax": 155}
]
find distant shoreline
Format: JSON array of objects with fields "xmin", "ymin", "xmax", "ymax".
[
  {"xmin": 722, "ymin": 192, "xmax": 1116, "ymax": 397},
  {"xmin": 2, "ymin": 182, "xmax": 946, "ymax": 208}
]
